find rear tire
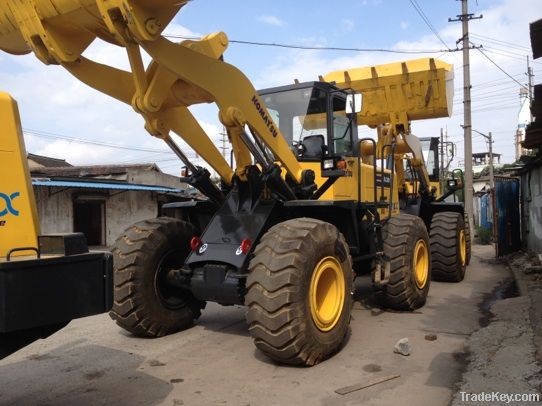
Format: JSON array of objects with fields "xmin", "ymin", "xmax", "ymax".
[
  {"xmin": 375, "ymin": 214, "xmax": 431, "ymax": 310},
  {"xmin": 246, "ymin": 218, "xmax": 353, "ymax": 366},
  {"xmin": 110, "ymin": 217, "xmax": 205, "ymax": 337},
  {"xmin": 429, "ymin": 212, "xmax": 467, "ymax": 282}
]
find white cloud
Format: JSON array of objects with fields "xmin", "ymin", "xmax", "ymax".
[{"xmin": 257, "ymin": 15, "xmax": 285, "ymax": 27}]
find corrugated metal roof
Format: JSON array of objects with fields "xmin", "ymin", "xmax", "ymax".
[{"xmin": 32, "ymin": 179, "xmax": 183, "ymax": 193}]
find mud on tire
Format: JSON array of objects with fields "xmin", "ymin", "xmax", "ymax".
[{"xmin": 246, "ymin": 218, "xmax": 353, "ymax": 366}]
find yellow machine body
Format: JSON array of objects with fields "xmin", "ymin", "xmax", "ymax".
[
  {"xmin": 324, "ymin": 58, "xmax": 453, "ymax": 199},
  {"xmin": 0, "ymin": 93, "xmax": 40, "ymax": 258}
]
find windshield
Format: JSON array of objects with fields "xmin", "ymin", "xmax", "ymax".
[{"xmin": 260, "ymin": 87, "xmax": 328, "ymax": 150}]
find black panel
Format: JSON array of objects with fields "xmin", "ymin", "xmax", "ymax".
[
  {"xmin": 185, "ymin": 192, "xmax": 281, "ymax": 271},
  {"xmin": 0, "ymin": 252, "xmax": 113, "ymax": 333}
]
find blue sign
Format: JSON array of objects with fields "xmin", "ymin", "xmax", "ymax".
[{"xmin": 0, "ymin": 192, "xmax": 20, "ymax": 217}]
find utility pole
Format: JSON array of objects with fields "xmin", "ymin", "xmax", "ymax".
[
  {"xmin": 527, "ymin": 56, "xmax": 534, "ymax": 122},
  {"xmin": 449, "ymin": 0, "xmax": 482, "ymax": 237},
  {"xmin": 219, "ymin": 127, "xmax": 228, "ymax": 159},
  {"xmin": 487, "ymin": 132, "xmax": 494, "ymax": 191},
  {"xmin": 473, "ymin": 129, "xmax": 494, "ymax": 248},
  {"xmin": 472, "ymin": 130, "xmax": 494, "ymax": 188},
  {"xmin": 445, "ymin": 127, "xmax": 449, "ymax": 172}
]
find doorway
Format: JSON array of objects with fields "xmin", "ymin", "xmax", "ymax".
[{"xmin": 73, "ymin": 200, "xmax": 106, "ymax": 246}]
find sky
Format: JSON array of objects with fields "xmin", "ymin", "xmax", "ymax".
[{"xmin": 0, "ymin": 0, "xmax": 541, "ymax": 175}]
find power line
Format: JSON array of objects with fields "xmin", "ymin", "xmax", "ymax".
[
  {"xmin": 24, "ymin": 128, "xmax": 172, "ymax": 153},
  {"xmin": 469, "ymin": 73, "xmax": 526, "ymax": 89},
  {"xmin": 163, "ymin": 33, "xmax": 455, "ymax": 54},
  {"xmin": 482, "ymin": 46, "xmax": 542, "ymax": 65},
  {"xmin": 409, "ymin": 0, "xmax": 454, "ymax": 52},
  {"xmin": 474, "ymin": 46, "xmax": 528, "ymax": 90},
  {"xmin": 23, "ymin": 128, "xmax": 205, "ymax": 162},
  {"xmin": 470, "ymin": 32, "xmax": 530, "ymax": 51}
]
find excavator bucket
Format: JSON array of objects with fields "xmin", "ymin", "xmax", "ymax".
[{"xmin": 324, "ymin": 58, "xmax": 454, "ymax": 128}]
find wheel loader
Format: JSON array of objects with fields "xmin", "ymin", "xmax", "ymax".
[{"xmin": 0, "ymin": 0, "xmax": 470, "ymax": 365}]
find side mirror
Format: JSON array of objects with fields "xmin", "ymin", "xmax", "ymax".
[{"xmin": 346, "ymin": 93, "xmax": 362, "ymax": 114}]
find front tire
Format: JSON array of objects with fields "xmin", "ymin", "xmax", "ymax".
[
  {"xmin": 110, "ymin": 217, "xmax": 205, "ymax": 337},
  {"xmin": 246, "ymin": 218, "xmax": 353, "ymax": 366},
  {"xmin": 375, "ymin": 214, "xmax": 431, "ymax": 310}
]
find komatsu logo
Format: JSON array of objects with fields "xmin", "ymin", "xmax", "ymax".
[
  {"xmin": 252, "ymin": 95, "xmax": 278, "ymax": 138},
  {"xmin": 0, "ymin": 192, "xmax": 20, "ymax": 217}
]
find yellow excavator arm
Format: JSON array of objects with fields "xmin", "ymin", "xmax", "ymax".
[{"xmin": 0, "ymin": 0, "xmax": 306, "ymax": 194}]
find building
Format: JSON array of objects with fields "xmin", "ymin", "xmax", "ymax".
[
  {"xmin": 517, "ymin": 18, "xmax": 542, "ymax": 254},
  {"xmin": 472, "ymin": 152, "xmax": 502, "ymax": 175},
  {"xmin": 29, "ymin": 155, "xmax": 191, "ymax": 247}
]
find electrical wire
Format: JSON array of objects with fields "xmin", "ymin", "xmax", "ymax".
[
  {"xmin": 470, "ymin": 32, "xmax": 531, "ymax": 51},
  {"xmin": 408, "ymin": 0, "xmax": 454, "ymax": 52},
  {"xmin": 474, "ymin": 46, "xmax": 528, "ymax": 90},
  {"xmin": 163, "ymin": 33, "xmax": 455, "ymax": 54}
]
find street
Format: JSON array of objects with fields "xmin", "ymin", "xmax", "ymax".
[{"xmin": 0, "ymin": 245, "xmax": 512, "ymax": 406}]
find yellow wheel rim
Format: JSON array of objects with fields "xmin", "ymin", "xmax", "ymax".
[
  {"xmin": 459, "ymin": 229, "xmax": 467, "ymax": 266},
  {"xmin": 309, "ymin": 256, "xmax": 345, "ymax": 332},
  {"xmin": 413, "ymin": 240, "xmax": 429, "ymax": 289}
]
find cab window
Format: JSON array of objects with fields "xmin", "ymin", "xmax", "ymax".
[{"xmin": 331, "ymin": 96, "xmax": 353, "ymax": 155}]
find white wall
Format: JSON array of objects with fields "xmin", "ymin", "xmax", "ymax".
[
  {"xmin": 105, "ymin": 190, "xmax": 158, "ymax": 246},
  {"xmin": 522, "ymin": 165, "xmax": 542, "ymax": 254},
  {"xmin": 34, "ymin": 187, "xmax": 73, "ymax": 235},
  {"xmin": 34, "ymin": 187, "xmax": 161, "ymax": 247}
]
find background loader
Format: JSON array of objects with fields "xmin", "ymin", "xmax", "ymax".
[{"xmin": 0, "ymin": 0, "xmax": 469, "ymax": 365}]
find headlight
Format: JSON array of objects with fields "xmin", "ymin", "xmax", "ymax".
[{"xmin": 323, "ymin": 159, "xmax": 334, "ymax": 170}]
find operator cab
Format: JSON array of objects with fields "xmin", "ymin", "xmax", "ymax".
[{"xmin": 258, "ymin": 81, "xmax": 362, "ymax": 168}]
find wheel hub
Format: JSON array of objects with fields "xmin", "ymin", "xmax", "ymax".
[
  {"xmin": 459, "ymin": 229, "xmax": 467, "ymax": 266},
  {"xmin": 413, "ymin": 239, "xmax": 429, "ymax": 289},
  {"xmin": 309, "ymin": 256, "xmax": 345, "ymax": 332},
  {"xmin": 154, "ymin": 249, "xmax": 186, "ymax": 310}
]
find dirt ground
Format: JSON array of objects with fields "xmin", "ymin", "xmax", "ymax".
[{"xmin": 0, "ymin": 245, "xmax": 520, "ymax": 406}]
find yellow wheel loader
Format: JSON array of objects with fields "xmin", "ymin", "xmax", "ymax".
[{"xmin": 0, "ymin": 0, "xmax": 469, "ymax": 365}]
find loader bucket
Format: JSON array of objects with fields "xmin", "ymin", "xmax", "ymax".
[{"xmin": 324, "ymin": 58, "xmax": 454, "ymax": 127}]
